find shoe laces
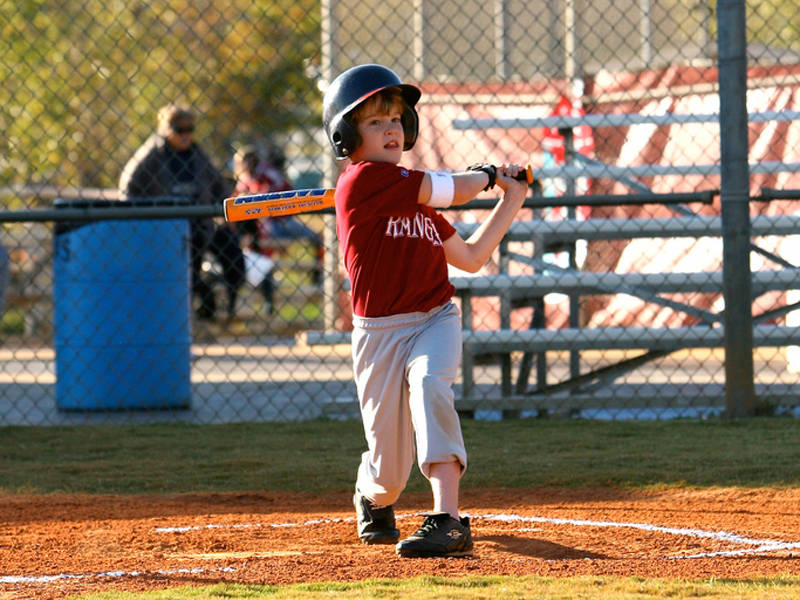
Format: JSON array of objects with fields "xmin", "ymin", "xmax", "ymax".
[{"xmin": 413, "ymin": 514, "xmax": 446, "ymax": 536}]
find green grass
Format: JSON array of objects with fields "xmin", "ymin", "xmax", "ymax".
[
  {"xmin": 1, "ymin": 418, "xmax": 799, "ymax": 495},
  {"xmin": 5, "ymin": 419, "xmax": 800, "ymax": 600},
  {"xmin": 64, "ymin": 576, "xmax": 800, "ymax": 600}
]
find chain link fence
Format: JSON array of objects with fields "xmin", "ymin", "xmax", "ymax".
[{"xmin": 2, "ymin": 0, "xmax": 800, "ymax": 424}]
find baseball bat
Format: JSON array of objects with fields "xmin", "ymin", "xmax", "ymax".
[
  {"xmin": 224, "ymin": 188, "xmax": 335, "ymax": 222},
  {"xmin": 223, "ymin": 165, "xmax": 534, "ymax": 222}
]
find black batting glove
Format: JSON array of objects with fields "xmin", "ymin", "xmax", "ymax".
[{"xmin": 467, "ymin": 163, "xmax": 497, "ymax": 191}]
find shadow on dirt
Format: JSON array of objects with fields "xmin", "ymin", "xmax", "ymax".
[{"xmin": 477, "ymin": 533, "xmax": 608, "ymax": 559}]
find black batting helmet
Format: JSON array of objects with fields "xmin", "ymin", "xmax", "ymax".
[{"xmin": 322, "ymin": 64, "xmax": 421, "ymax": 159}]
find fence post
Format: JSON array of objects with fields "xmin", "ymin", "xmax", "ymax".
[
  {"xmin": 717, "ymin": 0, "xmax": 755, "ymax": 416},
  {"xmin": 321, "ymin": 0, "xmax": 341, "ymax": 333},
  {"xmin": 562, "ymin": 127, "xmax": 581, "ymax": 380}
]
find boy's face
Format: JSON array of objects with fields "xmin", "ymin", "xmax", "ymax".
[{"xmin": 350, "ymin": 97, "xmax": 404, "ymax": 164}]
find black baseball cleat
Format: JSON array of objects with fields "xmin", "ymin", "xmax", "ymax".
[
  {"xmin": 395, "ymin": 512, "xmax": 473, "ymax": 558},
  {"xmin": 354, "ymin": 490, "xmax": 400, "ymax": 545}
]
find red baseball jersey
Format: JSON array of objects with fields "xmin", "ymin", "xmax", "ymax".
[{"xmin": 335, "ymin": 161, "xmax": 457, "ymax": 318}]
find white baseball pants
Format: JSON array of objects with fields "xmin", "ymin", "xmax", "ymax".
[{"xmin": 351, "ymin": 301, "xmax": 466, "ymax": 507}]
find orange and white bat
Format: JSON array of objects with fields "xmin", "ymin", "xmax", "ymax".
[
  {"xmin": 223, "ymin": 188, "xmax": 335, "ymax": 222},
  {"xmin": 223, "ymin": 165, "xmax": 533, "ymax": 222}
]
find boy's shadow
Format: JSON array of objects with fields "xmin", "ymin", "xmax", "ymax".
[{"xmin": 477, "ymin": 534, "xmax": 608, "ymax": 560}]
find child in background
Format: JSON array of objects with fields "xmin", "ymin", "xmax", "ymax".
[
  {"xmin": 232, "ymin": 145, "xmax": 289, "ymax": 315},
  {"xmin": 322, "ymin": 64, "xmax": 528, "ymax": 558},
  {"xmin": 233, "ymin": 145, "xmax": 325, "ymax": 305}
]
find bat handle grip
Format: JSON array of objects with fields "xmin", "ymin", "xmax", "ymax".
[
  {"xmin": 491, "ymin": 164, "xmax": 535, "ymax": 185},
  {"xmin": 512, "ymin": 165, "xmax": 534, "ymax": 185},
  {"xmin": 467, "ymin": 163, "xmax": 535, "ymax": 189}
]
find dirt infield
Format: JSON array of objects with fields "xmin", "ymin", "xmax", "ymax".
[{"xmin": 2, "ymin": 487, "xmax": 799, "ymax": 599}]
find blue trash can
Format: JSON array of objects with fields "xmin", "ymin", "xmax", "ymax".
[{"xmin": 53, "ymin": 199, "xmax": 192, "ymax": 410}]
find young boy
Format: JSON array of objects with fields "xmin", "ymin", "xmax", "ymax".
[{"xmin": 322, "ymin": 64, "xmax": 528, "ymax": 558}]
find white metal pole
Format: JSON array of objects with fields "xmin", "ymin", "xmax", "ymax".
[
  {"xmin": 321, "ymin": 0, "xmax": 340, "ymax": 332},
  {"xmin": 494, "ymin": 0, "xmax": 507, "ymax": 80},
  {"xmin": 414, "ymin": 0, "xmax": 425, "ymax": 81}
]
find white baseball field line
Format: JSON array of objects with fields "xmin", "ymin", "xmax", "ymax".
[{"xmin": 3, "ymin": 512, "xmax": 797, "ymax": 584}]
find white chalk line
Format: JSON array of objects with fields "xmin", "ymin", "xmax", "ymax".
[
  {"xmin": 4, "ymin": 511, "xmax": 796, "ymax": 584},
  {"xmin": 0, "ymin": 566, "xmax": 236, "ymax": 585},
  {"xmin": 156, "ymin": 511, "xmax": 800, "ymax": 560},
  {"xmin": 675, "ymin": 542, "xmax": 800, "ymax": 559},
  {"xmin": 155, "ymin": 515, "xmax": 357, "ymax": 533},
  {"xmin": 465, "ymin": 512, "xmax": 800, "ymax": 559}
]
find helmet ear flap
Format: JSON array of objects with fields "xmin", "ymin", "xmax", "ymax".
[
  {"xmin": 401, "ymin": 107, "xmax": 419, "ymax": 151},
  {"xmin": 329, "ymin": 114, "xmax": 359, "ymax": 158}
]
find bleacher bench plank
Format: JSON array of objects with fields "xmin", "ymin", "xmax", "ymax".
[
  {"xmin": 300, "ymin": 323, "xmax": 800, "ymax": 353},
  {"xmin": 464, "ymin": 324, "xmax": 800, "ymax": 353},
  {"xmin": 453, "ymin": 213, "xmax": 800, "ymax": 242},
  {"xmin": 451, "ymin": 269, "xmax": 800, "ymax": 297}
]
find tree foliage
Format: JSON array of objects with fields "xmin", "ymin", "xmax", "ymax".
[
  {"xmin": 1, "ymin": 0, "xmax": 798, "ymax": 203},
  {"xmin": 0, "ymin": 0, "xmax": 321, "ymax": 200}
]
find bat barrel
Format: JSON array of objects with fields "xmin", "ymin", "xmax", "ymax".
[{"xmin": 223, "ymin": 188, "xmax": 336, "ymax": 222}]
